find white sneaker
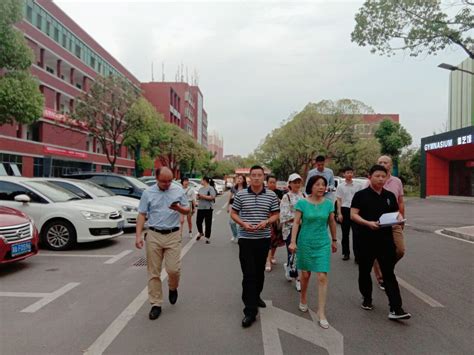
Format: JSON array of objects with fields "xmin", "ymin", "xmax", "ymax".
[
  {"xmin": 231, "ymin": 237, "xmax": 237, "ymax": 243},
  {"xmin": 295, "ymin": 280, "xmax": 301, "ymax": 292},
  {"xmin": 298, "ymin": 303, "xmax": 308, "ymax": 312},
  {"xmin": 189, "ymin": 231, "xmax": 193, "ymax": 239},
  {"xmin": 283, "ymin": 263, "xmax": 292, "ymax": 281}
]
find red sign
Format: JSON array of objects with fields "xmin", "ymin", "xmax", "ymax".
[
  {"xmin": 43, "ymin": 146, "xmax": 88, "ymax": 159},
  {"xmin": 42, "ymin": 109, "xmax": 87, "ymax": 128}
]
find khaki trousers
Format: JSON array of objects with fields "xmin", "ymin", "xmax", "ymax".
[
  {"xmin": 373, "ymin": 225, "xmax": 405, "ymax": 281},
  {"xmin": 146, "ymin": 229, "xmax": 181, "ymax": 306}
]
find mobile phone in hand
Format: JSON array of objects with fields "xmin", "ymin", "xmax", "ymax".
[{"xmin": 169, "ymin": 200, "xmax": 180, "ymax": 208}]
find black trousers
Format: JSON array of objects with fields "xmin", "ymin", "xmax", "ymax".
[
  {"xmin": 358, "ymin": 234, "xmax": 402, "ymax": 310},
  {"xmin": 340, "ymin": 207, "xmax": 353, "ymax": 257},
  {"xmin": 196, "ymin": 209, "xmax": 213, "ymax": 239},
  {"xmin": 238, "ymin": 238, "xmax": 271, "ymax": 317}
]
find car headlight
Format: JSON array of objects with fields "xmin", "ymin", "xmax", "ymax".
[
  {"xmin": 122, "ymin": 205, "xmax": 138, "ymax": 212},
  {"xmin": 81, "ymin": 210, "xmax": 109, "ymax": 220}
]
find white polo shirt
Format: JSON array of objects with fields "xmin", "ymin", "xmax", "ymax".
[{"xmin": 335, "ymin": 180, "xmax": 363, "ymax": 208}]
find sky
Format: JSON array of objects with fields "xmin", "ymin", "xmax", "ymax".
[{"xmin": 56, "ymin": 0, "xmax": 469, "ymax": 156}]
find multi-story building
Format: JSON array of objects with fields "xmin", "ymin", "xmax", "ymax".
[
  {"xmin": 141, "ymin": 82, "xmax": 208, "ymax": 145},
  {"xmin": 355, "ymin": 114, "xmax": 399, "ymax": 137},
  {"xmin": 207, "ymin": 131, "xmax": 224, "ymax": 161},
  {"xmin": 448, "ymin": 58, "xmax": 473, "ymax": 130},
  {"xmin": 0, "ymin": 0, "xmax": 140, "ymax": 177}
]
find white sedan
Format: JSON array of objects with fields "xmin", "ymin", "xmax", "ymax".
[
  {"xmin": 0, "ymin": 177, "xmax": 125, "ymax": 250},
  {"xmin": 41, "ymin": 178, "xmax": 139, "ymax": 228}
]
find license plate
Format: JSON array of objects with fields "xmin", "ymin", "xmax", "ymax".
[
  {"xmin": 117, "ymin": 221, "xmax": 124, "ymax": 230},
  {"xmin": 11, "ymin": 241, "xmax": 32, "ymax": 257}
]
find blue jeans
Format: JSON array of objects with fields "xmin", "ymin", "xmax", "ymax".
[{"xmin": 229, "ymin": 219, "xmax": 239, "ymax": 238}]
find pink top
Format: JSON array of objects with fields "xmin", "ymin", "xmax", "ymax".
[{"xmin": 384, "ymin": 175, "xmax": 404, "ymax": 199}]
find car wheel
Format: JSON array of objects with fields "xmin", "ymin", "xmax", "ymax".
[{"xmin": 41, "ymin": 220, "xmax": 77, "ymax": 251}]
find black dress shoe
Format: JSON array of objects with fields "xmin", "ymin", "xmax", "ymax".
[
  {"xmin": 169, "ymin": 289, "xmax": 178, "ymax": 305},
  {"xmin": 258, "ymin": 298, "xmax": 266, "ymax": 308},
  {"xmin": 342, "ymin": 255, "xmax": 350, "ymax": 261},
  {"xmin": 242, "ymin": 315, "xmax": 256, "ymax": 328},
  {"xmin": 149, "ymin": 306, "xmax": 162, "ymax": 320}
]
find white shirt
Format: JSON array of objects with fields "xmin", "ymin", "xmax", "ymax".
[{"xmin": 335, "ymin": 180, "xmax": 363, "ymax": 208}]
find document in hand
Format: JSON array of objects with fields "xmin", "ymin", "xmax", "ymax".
[{"xmin": 378, "ymin": 212, "xmax": 406, "ymax": 227}]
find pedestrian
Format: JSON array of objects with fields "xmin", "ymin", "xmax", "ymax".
[
  {"xmin": 350, "ymin": 164, "xmax": 411, "ymax": 320},
  {"xmin": 265, "ymin": 175, "xmax": 284, "ymax": 272},
  {"xmin": 335, "ymin": 166, "xmax": 363, "ymax": 261},
  {"xmin": 196, "ymin": 177, "xmax": 216, "ymax": 244},
  {"xmin": 135, "ymin": 167, "xmax": 190, "ymax": 320},
  {"xmin": 227, "ymin": 175, "xmax": 247, "ymax": 243},
  {"xmin": 372, "ymin": 155, "xmax": 406, "ymax": 290},
  {"xmin": 231, "ymin": 165, "xmax": 280, "ymax": 328},
  {"xmin": 305, "ymin": 155, "xmax": 335, "ymax": 202},
  {"xmin": 180, "ymin": 177, "xmax": 197, "ymax": 238},
  {"xmin": 289, "ymin": 175, "xmax": 337, "ymax": 329},
  {"xmin": 279, "ymin": 173, "xmax": 306, "ymax": 291}
]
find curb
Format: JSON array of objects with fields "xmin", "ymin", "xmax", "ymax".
[{"xmin": 441, "ymin": 228, "xmax": 474, "ymax": 242}]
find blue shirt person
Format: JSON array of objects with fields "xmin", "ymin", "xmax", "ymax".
[{"xmin": 305, "ymin": 155, "xmax": 335, "ymax": 201}]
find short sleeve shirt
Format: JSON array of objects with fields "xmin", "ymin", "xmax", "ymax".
[
  {"xmin": 351, "ymin": 187, "xmax": 399, "ymax": 238},
  {"xmin": 384, "ymin": 176, "xmax": 404, "ymax": 200},
  {"xmin": 232, "ymin": 187, "xmax": 280, "ymax": 239},
  {"xmin": 336, "ymin": 181, "xmax": 363, "ymax": 208},
  {"xmin": 197, "ymin": 186, "xmax": 216, "ymax": 210},
  {"xmin": 138, "ymin": 183, "xmax": 189, "ymax": 229}
]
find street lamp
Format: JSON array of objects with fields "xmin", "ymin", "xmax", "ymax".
[{"xmin": 438, "ymin": 63, "xmax": 474, "ymax": 75}]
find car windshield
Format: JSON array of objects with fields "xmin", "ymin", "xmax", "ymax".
[
  {"xmin": 74, "ymin": 180, "xmax": 114, "ymax": 197},
  {"xmin": 123, "ymin": 176, "xmax": 149, "ymax": 189},
  {"xmin": 24, "ymin": 181, "xmax": 81, "ymax": 202}
]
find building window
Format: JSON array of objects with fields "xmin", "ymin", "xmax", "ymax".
[
  {"xmin": 0, "ymin": 153, "xmax": 23, "ymax": 176},
  {"xmin": 117, "ymin": 167, "xmax": 128, "ymax": 175},
  {"xmin": 54, "ymin": 27, "xmax": 59, "ymax": 42},
  {"xmin": 26, "ymin": 5, "xmax": 33, "ymax": 22},
  {"xmin": 102, "ymin": 165, "xmax": 112, "ymax": 173},
  {"xmin": 36, "ymin": 13, "xmax": 42, "ymax": 30},
  {"xmin": 46, "ymin": 21, "xmax": 51, "ymax": 36},
  {"xmin": 75, "ymin": 44, "xmax": 81, "ymax": 59},
  {"xmin": 46, "ymin": 66, "xmax": 55, "ymax": 74},
  {"xmin": 62, "ymin": 33, "xmax": 67, "ymax": 47},
  {"xmin": 26, "ymin": 122, "xmax": 41, "ymax": 142},
  {"xmin": 33, "ymin": 158, "xmax": 44, "ymax": 177},
  {"xmin": 90, "ymin": 56, "xmax": 95, "ymax": 68}
]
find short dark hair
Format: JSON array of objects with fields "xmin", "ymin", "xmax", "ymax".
[
  {"xmin": 315, "ymin": 155, "xmax": 325, "ymax": 162},
  {"xmin": 202, "ymin": 176, "xmax": 211, "ymax": 184},
  {"xmin": 266, "ymin": 174, "xmax": 277, "ymax": 182},
  {"xmin": 305, "ymin": 175, "xmax": 327, "ymax": 195},
  {"xmin": 250, "ymin": 165, "xmax": 265, "ymax": 174},
  {"xmin": 369, "ymin": 164, "xmax": 387, "ymax": 176},
  {"xmin": 342, "ymin": 166, "xmax": 353, "ymax": 173},
  {"xmin": 181, "ymin": 177, "xmax": 189, "ymax": 184}
]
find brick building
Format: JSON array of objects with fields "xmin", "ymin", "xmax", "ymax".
[{"xmin": 0, "ymin": 0, "xmax": 140, "ymax": 177}]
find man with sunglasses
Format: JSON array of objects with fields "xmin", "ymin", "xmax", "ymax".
[{"xmin": 136, "ymin": 167, "xmax": 190, "ymax": 320}]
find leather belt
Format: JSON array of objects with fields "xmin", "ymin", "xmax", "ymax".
[{"xmin": 149, "ymin": 226, "xmax": 179, "ymax": 234}]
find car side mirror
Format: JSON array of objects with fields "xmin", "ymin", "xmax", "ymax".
[
  {"xmin": 14, "ymin": 194, "xmax": 31, "ymax": 204},
  {"xmin": 128, "ymin": 186, "xmax": 134, "ymax": 193}
]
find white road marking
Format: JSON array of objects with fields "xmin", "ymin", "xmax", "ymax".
[
  {"xmin": 221, "ymin": 202, "xmax": 228, "ymax": 210},
  {"xmin": 397, "ymin": 277, "xmax": 444, "ymax": 308},
  {"xmin": 84, "ymin": 235, "xmax": 198, "ymax": 355},
  {"xmin": 104, "ymin": 250, "xmax": 133, "ymax": 264},
  {"xmin": 39, "ymin": 250, "xmax": 133, "ymax": 264},
  {"xmin": 212, "ymin": 218, "xmax": 216, "ymax": 222},
  {"xmin": 216, "ymin": 210, "xmax": 222, "ymax": 215},
  {"xmin": 434, "ymin": 229, "xmax": 474, "ymax": 244},
  {"xmin": 0, "ymin": 283, "xmax": 80, "ymax": 313},
  {"xmin": 260, "ymin": 300, "xmax": 344, "ymax": 355}
]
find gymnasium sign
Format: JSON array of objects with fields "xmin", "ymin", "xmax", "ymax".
[{"xmin": 424, "ymin": 134, "xmax": 472, "ymax": 152}]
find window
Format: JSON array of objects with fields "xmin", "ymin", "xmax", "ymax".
[
  {"xmin": 90, "ymin": 56, "xmax": 95, "ymax": 68},
  {"xmin": 36, "ymin": 13, "xmax": 42, "ymax": 30},
  {"xmin": 62, "ymin": 33, "xmax": 67, "ymax": 47},
  {"xmin": 88, "ymin": 175, "xmax": 107, "ymax": 186},
  {"xmin": 54, "ymin": 27, "xmax": 59, "ymax": 42},
  {"xmin": 33, "ymin": 158, "xmax": 43, "ymax": 177},
  {"xmin": 0, "ymin": 153, "xmax": 23, "ymax": 176},
  {"xmin": 52, "ymin": 181, "xmax": 91, "ymax": 199},
  {"xmin": 75, "ymin": 43, "xmax": 81, "ymax": 59},
  {"xmin": 46, "ymin": 66, "xmax": 55, "ymax": 74},
  {"xmin": 46, "ymin": 21, "xmax": 51, "ymax": 36},
  {"xmin": 0, "ymin": 181, "xmax": 45, "ymax": 203},
  {"xmin": 105, "ymin": 176, "xmax": 131, "ymax": 190},
  {"xmin": 26, "ymin": 122, "xmax": 41, "ymax": 142},
  {"xmin": 117, "ymin": 167, "xmax": 128, "ymax": 175},
  {"xmin": 26, "ymin": 5, "xmax": 33, "ymax": 22}
]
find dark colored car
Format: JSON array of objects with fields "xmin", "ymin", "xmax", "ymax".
[
  {"xmin": 64, "ymin": 173, "xmax": 148, "ymax": 199},
  {"xmin": 0, "ymin": 206, "xmax": 39, "ymax": 264}
]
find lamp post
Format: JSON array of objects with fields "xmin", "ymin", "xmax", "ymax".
[{"xmin": 438, "ymin": 63, "xmax": 474, "ymax": 75}]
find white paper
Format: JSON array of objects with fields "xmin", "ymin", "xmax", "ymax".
[{"xmin": 378, "ymin": 212, "xmax": 406, "ymax": 227}]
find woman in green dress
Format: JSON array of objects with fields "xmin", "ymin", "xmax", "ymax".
[{"xmin": 289, "ymin": 175, "xmax": 337, "ymax": 329}]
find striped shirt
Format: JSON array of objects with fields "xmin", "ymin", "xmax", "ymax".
[{"xmin": 232, "ymin": 186, "xmax": 280, "ymax": 239}]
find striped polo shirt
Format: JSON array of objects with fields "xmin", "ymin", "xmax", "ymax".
[{"xmin": 232, "ymin": 186, "xmax": 280, "ymax": 239}]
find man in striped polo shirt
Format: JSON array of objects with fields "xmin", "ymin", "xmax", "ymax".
[{"xmin": 231, "ymin": 165, "xmax": 280, "ymax": 328}]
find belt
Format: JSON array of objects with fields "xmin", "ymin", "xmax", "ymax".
[{"xmin": 149, "ymin": 226, "xmax": 179, "ymax": 234}]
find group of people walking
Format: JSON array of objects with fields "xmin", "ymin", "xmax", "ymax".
[{"xmin": 134, "ymin": 153, "xmax": 411, "ymax": 328}]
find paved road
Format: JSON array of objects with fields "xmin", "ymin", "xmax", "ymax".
[{"xmin": 0, "ymin": 195, "xmax": 473, "ymax": 354}]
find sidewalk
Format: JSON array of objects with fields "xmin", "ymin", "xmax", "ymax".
[{"xmin": 441, "ymin": 226, "xmax": 474, "ymax": 241}]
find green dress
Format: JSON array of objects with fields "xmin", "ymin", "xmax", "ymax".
[{"xmin": 295, "ymin": 198, "xmax": 334, "ymax": 272}]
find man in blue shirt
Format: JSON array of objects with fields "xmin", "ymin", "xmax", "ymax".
[
  {"xmin": 136, "ymin": 167, "xmax": 189, "ymax": 320},
  {"xmin": 305, "ymin": 155, "xmax": 335, "ymax": 201},
  {"xmin": 231, "ymin": 165, "xmax": 280, "ymax": 328}
]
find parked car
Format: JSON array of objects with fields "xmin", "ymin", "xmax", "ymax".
[
  {"xmin": 276, "ymin": 180, "xmax": 289, "ymax": 192},
  {"xmin": 139, "ymin": 176, "xmax": 156, "ymax": 185},
  {"xmin": 0, "ymin": 177, "xmax": 125, "ymax": 250},
  {"xmin": 42, "ymin": 178, "xmax": 139, "ymax": 228},
  {"xmin": 64, "ymin": 173, "xmax": 148, "ymax": 199},
  {"xmin": 213, "ymin": 179, "xmax": 226, "ymax": 194},
  {"xmin": 0, "ymin": 206, "xmax": 39, "ymax": 264},
  {"xmin": 188, "ymin": 180, "xmax": 203, "ymax": 194}
]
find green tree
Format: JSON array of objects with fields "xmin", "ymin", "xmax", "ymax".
[
  {"xmin": 73, "ymin": 75, "xmax": 139, "ymax": 171},
  {"xmin": 374, "ymin": 119, "xmax": 412, "ymax": 176},
  {"xmin": 351, "ymin": 0, "xmax": 474, "ymax": 59},
  {"xmin": 0, "ymin": 0, "xmax": 43, "ymax": 125},
  {"xmin": 123, "ymin": 97, "xmax": 164, "ymax": 177}
]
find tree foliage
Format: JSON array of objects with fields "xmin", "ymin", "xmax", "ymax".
[
  {"xmin": 73, "ymin": 75, "xmax": 139, "ymax": 170},
  {"xmin": 351, "ymin": 0, "xmax": 474, "ymax": 59},
  {"xmin": 255, "ymin": 99, "xmax": 376, "ymax": 179},
  {"xmin": 374, "ymin": 119, "xmax": 412, "ymax": 160},
  {"xmin": 0, "ymin": 0, "xmax": 44, "ymax": 125}
]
